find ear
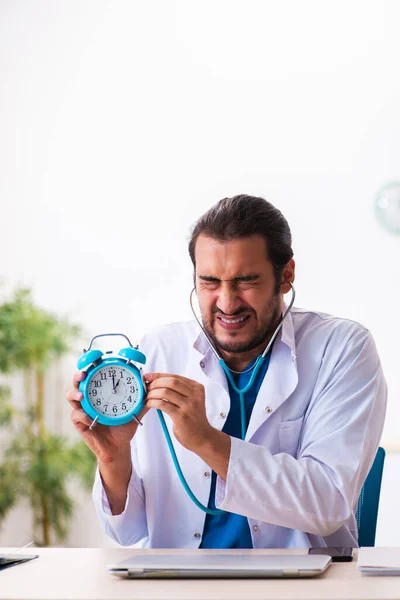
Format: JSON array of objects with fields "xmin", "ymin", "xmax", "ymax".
[{"xmin": 280, "ymin": 259, "xmax": 295, "ymax": 294}]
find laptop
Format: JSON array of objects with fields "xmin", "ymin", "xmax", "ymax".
[{"xmin": 108, "ymin": 552, "xmax": 332, "ymax": 579}]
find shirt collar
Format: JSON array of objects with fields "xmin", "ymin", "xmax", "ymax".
[
  {"xmin": 193, "ymin": 322, "xmax": 211, "ymax": 356},
  {"xmin": 280, "ymin": 302, "xmax": 296, "ymax": 354}
]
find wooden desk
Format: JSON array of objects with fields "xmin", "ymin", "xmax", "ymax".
[{"xmin": 1, "ymin": 547, "xmax": 399, "ymax": 600}]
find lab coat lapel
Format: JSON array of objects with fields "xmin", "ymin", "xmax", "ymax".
[
  {"xmin": 192, "ymin": 333, "xmax": 231, "ymax": 429},
  {"xmin": 245, "ymin": 310, "xmax": 299, "ymax": 442},
  {"xmin": 202, "ymin": 352, "xmax": 232, "ymax": 429}
]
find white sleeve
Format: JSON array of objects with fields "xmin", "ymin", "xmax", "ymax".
[
  {"xmin": 215, "ymin": 329, "xmax": 387, "ymax": 536},
  {"xmin": 92, "ymin": 440, "xmax": 149, "ymax": 546}
]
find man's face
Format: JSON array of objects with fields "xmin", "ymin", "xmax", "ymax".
[{"xmin": 194, "ymin": 234, "xmax": 291, "ymax": 356}]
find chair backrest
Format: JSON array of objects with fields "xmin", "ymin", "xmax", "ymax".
[{"xmin": 355, "ymin": 446, "xmax": 386, "ymax": 547}]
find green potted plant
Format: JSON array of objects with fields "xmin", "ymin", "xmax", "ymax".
[{"xmin": 0, "ymin": 287, "xmax": 96, "ymax": 546}]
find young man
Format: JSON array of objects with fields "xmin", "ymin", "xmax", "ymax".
[{"xmin": 67, "ymin": 194, "xmax": 387, "ymax": 548}]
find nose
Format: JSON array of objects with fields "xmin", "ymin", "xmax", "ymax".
[{"xmin": 216, "ymin": 283, "xmax": 243, "ymax": 315}]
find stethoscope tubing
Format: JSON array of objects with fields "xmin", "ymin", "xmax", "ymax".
[{"xmin": 157, "ymin": 283, "xmax": 296, "ymax": 516}]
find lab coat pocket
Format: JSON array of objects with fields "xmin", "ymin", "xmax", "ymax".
[{"xmin": 278, "ymin": 417, "xmax": 304, "ymax": 457}]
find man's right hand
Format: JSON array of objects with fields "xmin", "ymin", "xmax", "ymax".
[{"xmin": 66, "ymin": 371, "xmax": 149, "ymax": 514}]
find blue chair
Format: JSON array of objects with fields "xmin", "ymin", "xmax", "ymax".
[{"xmin": 355, "ymin": 446, "xmax": 386, "ymax": 547}]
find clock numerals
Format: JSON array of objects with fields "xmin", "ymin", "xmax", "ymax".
[{"xmin": 88, "ymin": 365, "xmax": 141, "ymax": 419}]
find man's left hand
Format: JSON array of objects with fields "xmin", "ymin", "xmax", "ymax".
[{"xmin": 144, "ymin": 372, "xmax": 213, "ymax": 453}]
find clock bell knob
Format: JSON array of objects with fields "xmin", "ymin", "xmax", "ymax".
[
  {"xmin": 77, "ymin": 349, "xmax": 104, "ymax": 370},
  {"xmin": 118, "ymin": 347, "xmax": 146, "ymax": 365}
]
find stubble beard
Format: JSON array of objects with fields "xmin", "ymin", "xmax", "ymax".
[{"xmin": 201, "ymin": 294, "xmax": 282, "ymax": 354}]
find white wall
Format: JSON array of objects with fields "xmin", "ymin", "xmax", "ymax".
[{"xmin": 0, "ymin": 0, "xmax": 399, "ymax": 547}]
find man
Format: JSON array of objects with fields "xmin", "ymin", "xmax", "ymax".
[{"xmin": 67, "ymin": 194, "xmax": 387, "ymax": 549}]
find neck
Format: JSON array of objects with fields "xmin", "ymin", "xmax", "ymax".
[
  {"xmin": 219, "ymin": 341, "xmax": 267, "ymax": 372},
  {"xmin": 221, "ymin": 350, "xmax": 262, "ymax": 372}
]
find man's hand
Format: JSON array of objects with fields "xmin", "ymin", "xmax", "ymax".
[
  {"xmin": 66, "ymin": 371, "xmax": 150, "ymax": 514},
  {"xmin": 66, "ymin": 371, "xmax": 149, "ymax": 464},
  {"xmin": 145, "ymin": 372, "xmax": 231, "ymax": 480}
]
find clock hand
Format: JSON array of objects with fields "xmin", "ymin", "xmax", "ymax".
[
  {"xmin": 112, "ymin": 375, "xmax": 116, "ymax": 393},
  {"xmin": 112, "ymin": 377, "xmax": 120, "ymax": 394}
]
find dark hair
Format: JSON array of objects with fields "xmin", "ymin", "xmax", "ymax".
[{"xmin": 188, "ymin": 194, "xmax": 293, "ymax": 288}]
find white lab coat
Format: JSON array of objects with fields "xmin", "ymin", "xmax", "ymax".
[{"xmin": 92, "ymin": 307, "xmax": 387, "ymax": 548}]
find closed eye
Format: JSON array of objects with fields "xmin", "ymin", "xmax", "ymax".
[
  {"xmin": 198, "ymin": 275, "xmax": 261, "ymax": 290},
  {"xmin": 236, "ymin": 280, "xmax": 260, "ymax": 289},
  {"xmin": 199, "ymin": 281, "xmax": 220, "ymax": 291}
]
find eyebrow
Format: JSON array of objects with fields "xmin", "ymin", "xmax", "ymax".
[{"xmin": 198, "ymin": 274, "xmax": 261, "ymax": 283}]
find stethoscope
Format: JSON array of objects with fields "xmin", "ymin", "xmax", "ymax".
[{"xmin": 156, "ymin": 282, "xmax": 296, "ymax": 516}]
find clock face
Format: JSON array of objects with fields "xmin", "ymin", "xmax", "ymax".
[{"xmin": 87, "ymin": 364, "xmax": 142, "ymax": 419}]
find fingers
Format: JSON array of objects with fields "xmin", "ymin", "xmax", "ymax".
[
  {"xmin": 145, "ymin": 373, "xmax": 195, "ymax": 387},
  {"xmin": 66, "ymin": 371, "xmax": 86, "ymax": 409},
  {"xmin": 66, "ymin": 386, "xmax": 83, "ymax": 409},
  {"xmin": 73, "ymin": 371, "xmax": 86, "ymax": 389},
  {"xmin": 145, "ymin": 373, "xmax": 204, "ymax": 412},
  {"xmin": 70, "ymin": 407, "xmax": 93, "ymax": 432},
  {"xmin": 146, "ymin": 387, "xmax": 186, "ymax": 408},
  {"xmin": 147, "ymin": 375, "xmax": 193, "ymax": 396},
  {"xmin": 145, "ymin": 398, "xmax": 179, "ymax": 418}
]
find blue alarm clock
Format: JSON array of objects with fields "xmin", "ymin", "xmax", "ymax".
[{"xmin": 77, "ymin": 333, "xmax": 146, "ymax": 428}]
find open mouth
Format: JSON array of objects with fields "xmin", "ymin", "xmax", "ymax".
[{"xmin": 216, "ymin": 314, "xmax": 251, "ymax": 330}]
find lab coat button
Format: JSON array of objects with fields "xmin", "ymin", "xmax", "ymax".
[
  {"xmin": 194, "ymin": 532, "xmax": 201, "ymax": 539},
  {"xmin": 264, "ymin": 406, "xmax": 273, "ymax": 413},
  {"xmin": 252, "ymin": 525, "xmax": 259, "ymax": 532},
  {"xmin": 200, "ymin": 361, "xmax": 205, "ymax": 368},
  {"xmin": 204, "ymin": 471, "xmax": 211, "ymax": 478},
  {"xmin": 219, "ymin": 412, "xmax": 226, "ymax": 419},
  {"xmin": 291, "ymin": 353, "xmax": 296, "ymax": 362}
]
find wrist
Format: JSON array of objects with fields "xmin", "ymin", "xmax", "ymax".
[
  {"xmin": 197, "ymin": 428, "xmax": 231, "ymax": 481},
  {"xmin": 98, "ymin": 448, "xmax": 132, "ymax": 487},
  {"xmin": 98, "ymin": 443, "xmax": 132, "ymax": 467},
  {"xmin": 98, "ymin": 457, "xmax": 133, "ymax": 516},
  {"xmin": 98, "ymin": 453, "xmax": 132, "ymax": 481}
]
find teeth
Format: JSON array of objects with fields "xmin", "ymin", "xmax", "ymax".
[{"xmin": 220, "ymin": 316, "xmax": 247, "ymax": 324}]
